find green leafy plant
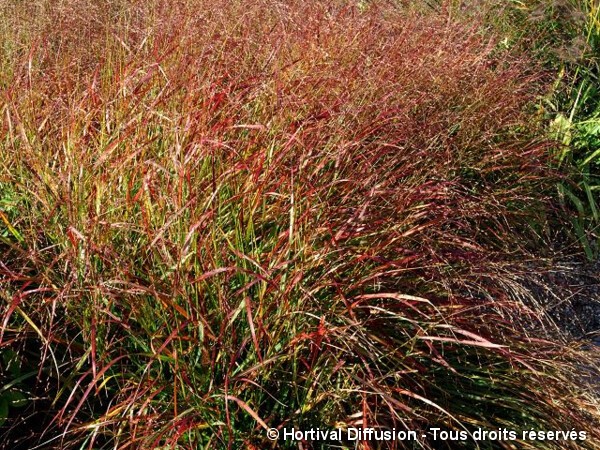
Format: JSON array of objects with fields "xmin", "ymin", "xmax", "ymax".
[
  {"xmin": 548, "ymin": 0, "xmax": 600, "ymax": 258},
  {"xmin": 0, "ymin": 350, "xmax": 29, "ymax": 427},
  {"xmin": 517, "ymin": 0, "xmax": 600, "ymax": 258}
]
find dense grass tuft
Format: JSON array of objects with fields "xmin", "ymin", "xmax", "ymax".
[{"xmin": 1, "ymin": 1, "xmax": 599, "ymax": 448}]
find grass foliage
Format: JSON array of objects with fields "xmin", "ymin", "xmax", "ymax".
[{"xmin": 0, "ymin": 1, "xmax": 599, "ymax": 448}]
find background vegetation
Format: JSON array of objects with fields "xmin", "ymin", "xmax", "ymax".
[
  {"xmin": 0, "ymin": 0, "xmax": 599, "ymax": 449},
  {"xmin": 483, "ymin": 0, "xmax": 600, "ymax": 258}
]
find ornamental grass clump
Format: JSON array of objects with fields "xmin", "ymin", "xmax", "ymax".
[{"xmin": 0, "ymin": 0, "xmax": 599, "ymax": 448}]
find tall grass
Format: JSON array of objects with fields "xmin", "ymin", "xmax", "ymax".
[{"xmin": 1, "ymin": 1, "xmax": 599, "ymax": 448}]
